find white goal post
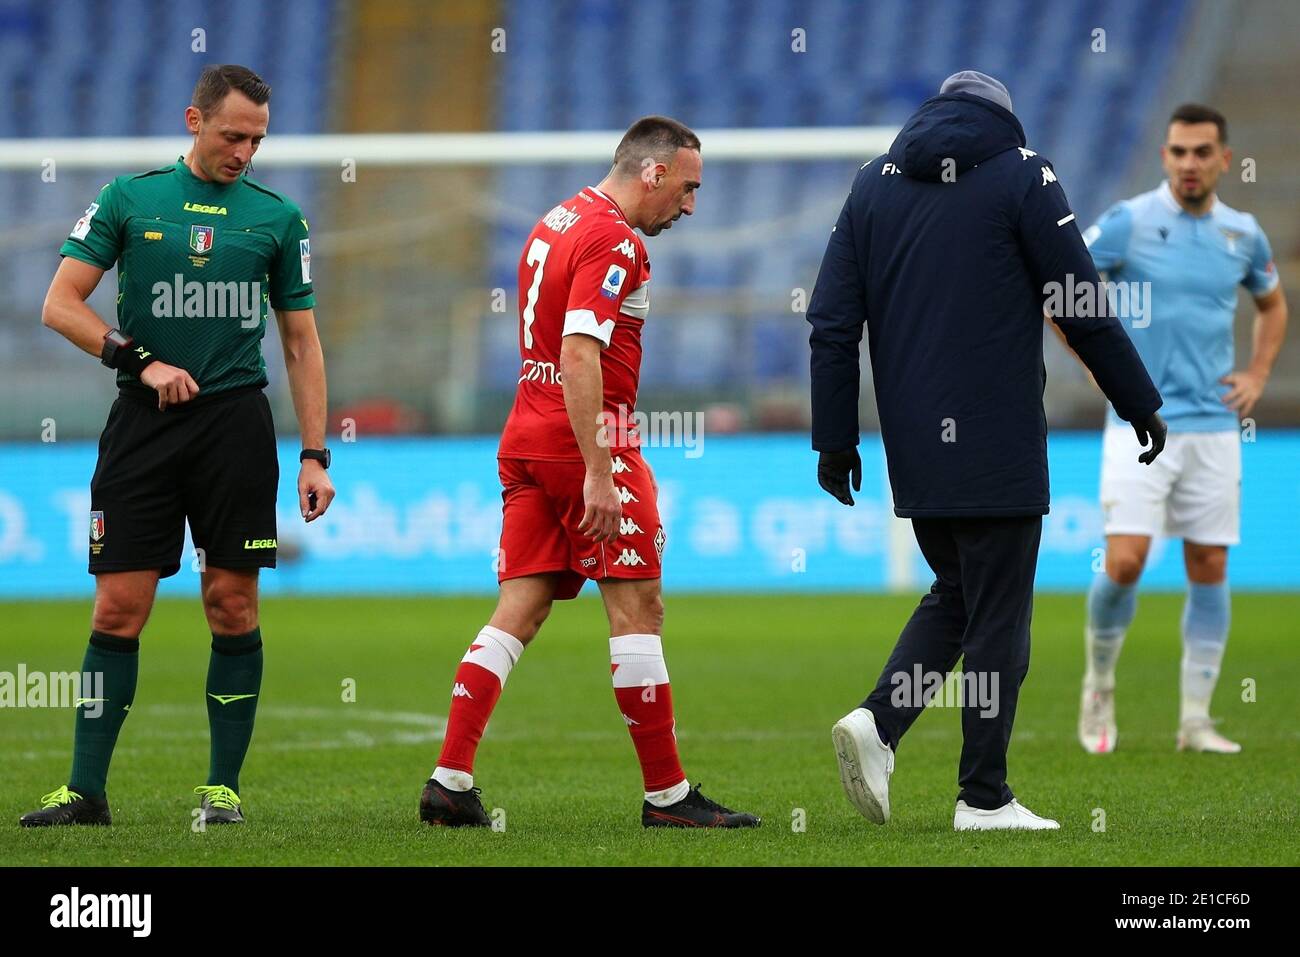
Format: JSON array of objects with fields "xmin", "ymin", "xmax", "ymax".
[{"xmin": 0, "ymin": 127, "xmax": 897, "ymax": 169}]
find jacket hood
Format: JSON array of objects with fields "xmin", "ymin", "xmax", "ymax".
[{"xmin": 886, "ymin": 92, "xmax": 1027, "ymax": 182}]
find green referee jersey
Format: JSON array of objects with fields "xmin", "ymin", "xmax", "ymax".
[{"xmin": 60, "ymin": 158, "xmax": 315, "ymax": 397}]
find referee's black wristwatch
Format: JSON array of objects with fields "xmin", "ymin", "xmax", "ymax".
[
  {"xmin": 101, "ymin": 328, "xmax": 158, "ymax": 377},
  {"xmin": 299, "ymin": 448, "xmax": 331, "ymax": 469}
]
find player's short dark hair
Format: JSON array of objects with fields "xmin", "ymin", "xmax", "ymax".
[
  {"xmin": 192, "ymin": 64, "xmax": 271, "ymax": 116},
  {"xmin": 612, "ymin": 116, "xmax": 701, "ymax": 176},
  {"xmin": 1169, "ymin": 103, "xmax": 1227, "ymax": 144}
]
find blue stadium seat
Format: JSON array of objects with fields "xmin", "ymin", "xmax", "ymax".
[
  {"xmin": 485, "ymin": 0, "xmax": 1191, "ymax": 391},
  {"xmin": 0, "ymin": 0, "xmax": 337, "ymax": 321}
]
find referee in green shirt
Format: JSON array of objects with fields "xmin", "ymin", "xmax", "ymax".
[{"xmin": 21, "ymin": 65, "xmax": 335, "ymax": 827}]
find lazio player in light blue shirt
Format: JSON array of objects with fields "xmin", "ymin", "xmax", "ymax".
[{"xmin": 1078, "ymin": 104, "xmax": 1288, "ymax": 756}]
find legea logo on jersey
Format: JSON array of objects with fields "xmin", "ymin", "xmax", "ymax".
[
  {"xmin": 151, "ymin": 275, "xmax": 263, "ymax": 328},
  {"xmin": 600, "ymin": 264, "xmax": 626, "ymax": 300}
]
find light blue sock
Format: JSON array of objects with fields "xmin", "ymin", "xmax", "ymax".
[
  {"xmin": 1085, "ymin": 574, "xmax": 1137, "ymax": 688},
  {"xmin": 1181, "ymin": 581, "xmax": 1230, "ymax": 721}
]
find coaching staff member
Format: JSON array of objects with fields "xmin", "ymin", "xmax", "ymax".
[
  {"xmin": 808, "ymin": 72, "xmax": 1165, "ymax": 831},
  {"xmin": 21, "ymin": 65, "xmax": 334, "ymax": 828}
]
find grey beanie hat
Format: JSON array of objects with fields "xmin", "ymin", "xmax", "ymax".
[{"xmin": 939, "ymin": 70, "xmax": 1013, "ymax": 113}]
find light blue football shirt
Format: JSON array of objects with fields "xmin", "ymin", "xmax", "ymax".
[{"xmin": 1083, "ymin": 181, "xmax": 1278, "ymax": 431}]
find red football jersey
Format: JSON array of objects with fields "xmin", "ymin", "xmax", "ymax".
[{"xmin": 498, "ymin": 186, "xmax": 651, "ymax": 462}]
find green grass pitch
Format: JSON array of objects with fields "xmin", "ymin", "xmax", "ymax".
[{"xmin": 1, "ymin": 592, "xmax": 1296, "ymax": 866}]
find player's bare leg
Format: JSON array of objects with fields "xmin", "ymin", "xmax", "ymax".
[
  {"xmin": 1080, "ymin": 535, "xmax": 1150, "ymax": 753},
  {"xmin": 192, "ymin": 567, "xmax": 264, "ymax": 823},
  {"xmin": 598, "ymin": 577, "xmax": 759, "ymax": 828},
  {"xmin": 92, "ymin": 569, "xmax": 161, "ymax": 637},
  {"xmin": 422, "ymin": 574, "xmax": 558, "ymax": 826},
  {"xmin": 1178, "ymin": 542, "xmax": 1238, "ymax": 753},
  {"xmin": 486, "ymin": 573, "xmax": 557, "ymax": 646},
  {"xmin": 20, "ymin": 570, "xmax": 157, "ymax": 827}
]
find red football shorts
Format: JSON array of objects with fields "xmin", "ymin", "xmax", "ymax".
[{"xmin": 497, "ymin": 448, "xmax": 664, "ymax": 600}]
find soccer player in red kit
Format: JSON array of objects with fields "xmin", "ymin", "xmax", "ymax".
[{"xmin": 420, "ymin": 116, "xmax": 759, "ymax": 829}]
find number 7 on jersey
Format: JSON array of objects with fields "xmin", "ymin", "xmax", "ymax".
[{"xmin": 521, "ymin": 237, "xmax": 551, "ymax": 349}]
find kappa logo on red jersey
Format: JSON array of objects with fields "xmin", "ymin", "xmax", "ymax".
[
  {"xmin": 620, "ymin": 516, "xmax": 644, "ymax": 536},
  {"xmin": 452, "ymin": 683, "xmax": 474, "ymax": 699},
  {"xmin": 613, "ymin": 549, "xmax": 646, "ymax": 567},
  {"xmin": 612, "ymin": 238, "xmax": 637, "ymax": 262},
  {"xmin": 611, "ymin": 455, "xmax": 631, "ymax": 474},
  {"xmin": 616, "ymin": 486, "xmax": 639, "ymax": 505}
]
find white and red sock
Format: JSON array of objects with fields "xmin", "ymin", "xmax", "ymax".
[
  {"xmin": 433, "ymin": 625, "xmax": 523, "ymax": 791},
  {"xmin": 610, "ymin": 633, "xmax": 687, "ymax": 803}
]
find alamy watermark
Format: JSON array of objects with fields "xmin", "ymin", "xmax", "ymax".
[
  {"xmin": 597, "ymin": 404, "xmax": 704, "ymax": 458},
  {"xmin": 1044, "ymin": 274, "xmax": 1152, "ymax": 329},
  {"xmin": 152, "ymin": 275, "xmax": 263, "ymax": 328},
  {"xmin": 1, "ymin": 667, "xmax": 105, "ymax": 717},
  {"xmin": 49, "ymin": 886, "xmax": 151, "ymax": 937},
  {"xmin": 890, "ymin": 665, "xmax": 1000, "ymax": 718}
]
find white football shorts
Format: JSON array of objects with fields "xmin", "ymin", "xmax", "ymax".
[{"xmin": 1099, "ymin": 421, "xmax": 1241, "ymax": 546}]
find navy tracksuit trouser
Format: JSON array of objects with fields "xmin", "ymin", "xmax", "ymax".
[{"xmin": 863, "ymin": 515, "xmax": 1042, "ymax": 810}]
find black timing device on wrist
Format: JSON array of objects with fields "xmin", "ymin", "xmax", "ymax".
[
  {"xmin": 100, "ymin": 328, "xmax": 157, "ymax": 377},
  {"xmin": 300, "ymin": 448, "xmax": 331, "ymax": 470}
]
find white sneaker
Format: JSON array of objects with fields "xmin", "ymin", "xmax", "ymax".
[
  {"xmin": 1078, "ymin": 682, "xmax": 1118, "ymax": 754},
  {"xmin": 832, "ymin": 708, "xmax": 894, "ymax": 824},
  {"xmin": 954, "ymin": 799, "xmax": 1060, "ymax": 831},
  {"xmin": 1177, "ymin": 718, "xmax": 1241, "ymax": 754}
]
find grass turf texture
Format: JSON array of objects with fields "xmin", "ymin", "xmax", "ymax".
[{"xmin": 1, "ymin": 593, "xmax": 1296, "ymax": 866}]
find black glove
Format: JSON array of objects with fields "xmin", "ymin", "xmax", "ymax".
[
  {"xmin": 1132, "ymin": 411, "xmax": 1167, "ymax": 465},
  {"xmin": 818, "ymin": 448, "xmax": 862, "ymax": 506}
]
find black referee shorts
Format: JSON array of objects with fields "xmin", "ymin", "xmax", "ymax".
[{"xmin": 88, "ymin": 385, "xmax": 279, "ymax": 578}]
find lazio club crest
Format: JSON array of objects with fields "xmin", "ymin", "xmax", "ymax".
[
  {"xmin": 189, "ymin": 224, "xmax": 215, "ymax": 254},
  {"xmin": 1220, "ymin": 228, "xmax": 1243, "ymax": 254}
]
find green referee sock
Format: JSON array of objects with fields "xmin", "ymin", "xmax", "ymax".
[
  {"xmin": 205, "ymin": 628, "xmax": 263, "ymax": 793},
  {"xmin": 69, "ymin": 632, "xmax": 140, "ymax": 799}
]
